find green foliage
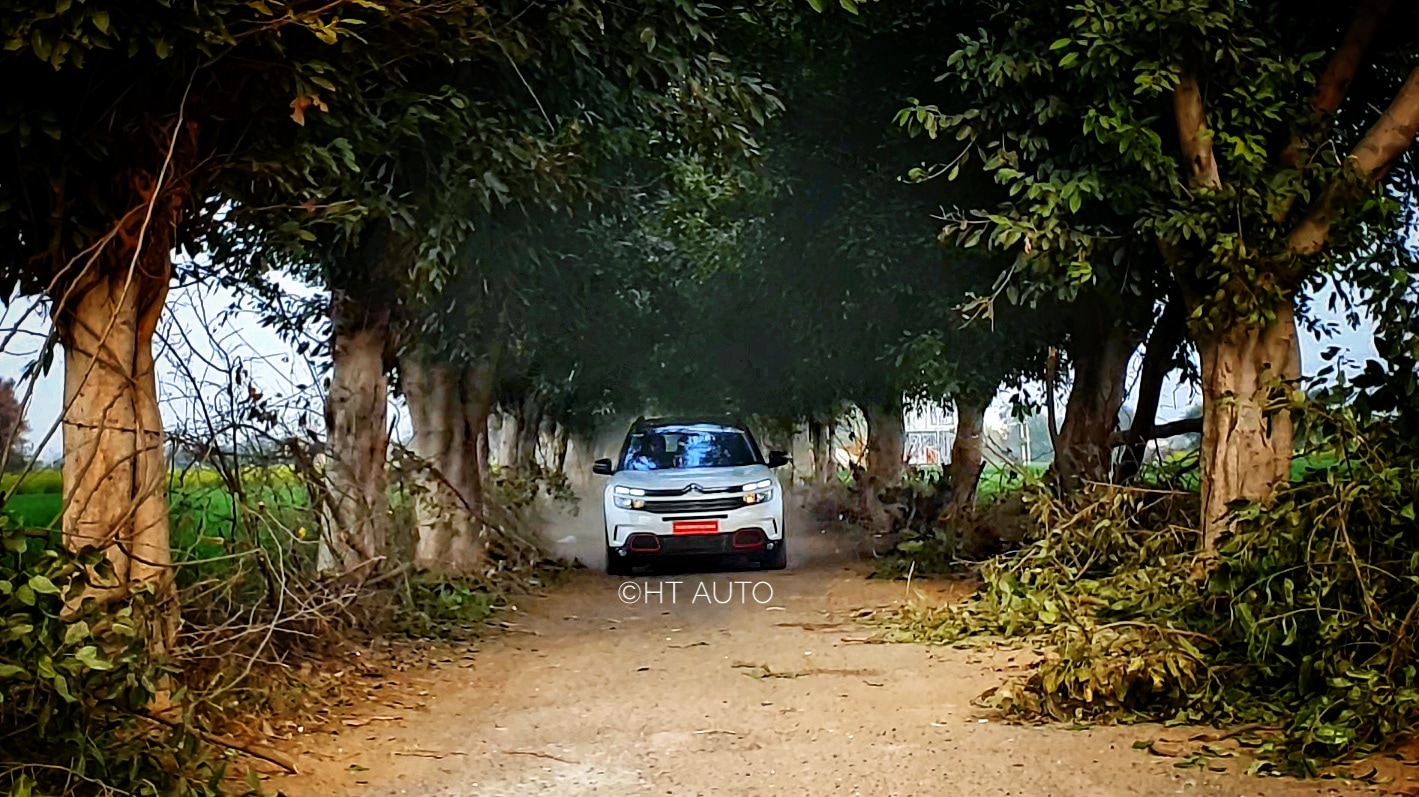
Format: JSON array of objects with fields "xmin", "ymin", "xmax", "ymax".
[
  {"xmin": 0, "ymin": 520, "xmax": 228, "ymax": 796},
  {"xmin": 392, "ymin": 576, "xmax": 499, "ymax": 641},
  {"xmin": 565, "ymin": 3, "xmax": 1047, "ymax": 428},
  {"xmin": 896, "ymin": 0, "xmax": 1418, "ymax": 336},
  {"xmin": 890, "ymin": 383, "xmax": 1419, "ymax": 772}
]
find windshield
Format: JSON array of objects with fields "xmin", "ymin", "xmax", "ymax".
[{"xmin": 619, "ymin": 424, "xmax": 761, "ymax": 471}]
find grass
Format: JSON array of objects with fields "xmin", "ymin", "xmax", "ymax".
[
  {"xmin": 1, "ymin": 470, "xmax": 319, "ymax": 579},
  {"xmin": 0, "ymin": 470, "xmax": 63, "ymax": 495},
  {"xmin": 4, "ymin": 492, "xmax": 61, "ymax": 529}
]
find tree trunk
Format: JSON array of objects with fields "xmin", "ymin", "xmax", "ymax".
[
  {"xmin": 494, "ymin": 408, "xmax": 518, "ymax": 469},
  {"xmin": 1053, "ymin": 320, "xmax": 1136, "ymax": 490},
  {"xmin": 1199, "ymin": 302, "xmax": 1300, "ymax": 547},
  {"xmin": 402, "ymin": 357, "xmax": 480, "ymax": 575},
  {"xmin": 514, "ymin": 394, "xmax": 541, "ymax": 471},
  {"xmin": 459, "ymin": 364, "xmax": 494, "ymax": 508},
  {"xmin": 859, "ymin": 402, "xmax": 904, "ymax": 531},
  {"xmin": 943, "ymin": 392, "xmax": 989, "ymax": 518},
  {"xmin": 54, "ymin": 248, "xmax": 173, "ymax": 607},
  {"xmin": 476, "ymin": 420, "xmax": 491, "ymax": 485},
  {"xmin": 864, "ymin": 402, "xmax": 905, "ymax": 486},
  {"xmin": 1116, "ymin": 294, "xmax": 1187, "ymax": 483},
  {"xmin": 808, "ymin": 419, "xmax": 835, "ymax": 485},
  {"xmin": 319, "ymin": 292, "xmax": 390, "ymax": 577},
  {"xmin": 551, "ymin": 424, "xmax": 570, "ymax": 474},
  {"xmin": 564, "ymin": 430, "xmax": 595, "ymax": 490}
]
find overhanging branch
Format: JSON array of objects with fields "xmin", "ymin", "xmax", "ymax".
[
  {"xmin": 1288, "ymin": 67, "xmax": 1419, "ymax": 257},
  {"xmin": 1112, "ymin": 417, "xmax": 1201, "ymax": 447}
]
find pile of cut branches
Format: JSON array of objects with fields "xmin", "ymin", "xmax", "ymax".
[{"xmin": 890, "ymin": 400, "xmax": 1419, "ymax": 774}]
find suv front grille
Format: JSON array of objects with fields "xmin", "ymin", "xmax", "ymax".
[
  {"xmin": 643, "ymin": 485, "xmax": 741, "ymax": 497},
  {"xmin": 642, "ymin": 496, "xmax": 746, "ymax": 515}
]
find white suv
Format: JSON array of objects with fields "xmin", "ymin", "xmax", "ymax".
[{"xmin": 593, "ymin": 417, "xmax": 788, "ymax": 575}]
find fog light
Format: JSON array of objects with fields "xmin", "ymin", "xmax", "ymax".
[
  {"xmin": 732, "ymin": 528, "xmax": 766, "ymax": 550},
  {"xmin": 628, "ymin": 534, "xmax": 661, "ymax": 552}
]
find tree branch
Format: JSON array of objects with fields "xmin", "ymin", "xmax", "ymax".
[
  {"xmin": 1113, "ymin": 417, "xmax": 1202, "ymax": 447},
  {"xmin": 1288, "ymin": 67, "xmax": 1419, "ymax": 257},
  {"xmin": 1044, "ymin": 346, "xmax": 1061, "ymax": 454},
  {"xmin": 1115, "ymin": 292, "xmax": 1187, "ymax": 482},
  {"xmin": 1310, "ymin": 0, "xmax": 1393, "ymax": 119},
  {"xmin": 1275, "ymin": 0, "xmax": 1393, "ymax": 220},
  {"xmin": 1174, "ymin": 65, "xmax": 1222, "ymax": 189},
  {"xmin": 139, "ymin": 712, "xmax": 299, "ymax": 774},
  {"xmin": 1147, "ymin": 417, "xmax": 1203, "ymax": 439}
]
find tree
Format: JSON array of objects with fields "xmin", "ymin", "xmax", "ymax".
[
  {"xmin": 1, "ymin": 2, "xmax": 504, "ymax": 616},
  {"xmin": 0, "ymin": 379, "xmax": 28, "ymax": 471},
  {"xmin": 902, "ymin": 0, "xmax": 1419, "ymax": 542}
]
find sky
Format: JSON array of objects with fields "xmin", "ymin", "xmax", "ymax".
[
  {"xmin": 0, "ymin": 279, "xmax": 415, "ymax": 462},
  {"xmin": 0, "ymin": 281, "xmax": 1381, "ymax": 463}
]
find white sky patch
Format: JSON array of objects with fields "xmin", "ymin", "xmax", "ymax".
[{"xmin": 0, "ymin": 277, "xmax": 414, "ymax": 461}]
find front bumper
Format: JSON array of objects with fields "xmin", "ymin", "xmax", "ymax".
[
  {"xmin": 619, "ymin": 528, "xmax": 781, "ymax": 556},
  {"xmin": 604, "ymin": 501, "xmax": 783, "ymax": 548}
]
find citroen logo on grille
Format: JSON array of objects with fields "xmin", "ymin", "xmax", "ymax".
[{"xmin": 685, "ymin": 483, "xmax": 702, "ymax": 494}]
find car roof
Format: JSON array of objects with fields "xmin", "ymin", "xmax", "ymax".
[{"xmin": 632, "ymin": 415, "xmax": 749, "ymax": 432}]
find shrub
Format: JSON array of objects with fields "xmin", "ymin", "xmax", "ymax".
[{"xmin": 0, "ymin": 519, "xmax": 228, "ymax": 795}]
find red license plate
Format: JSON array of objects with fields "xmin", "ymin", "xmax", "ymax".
[{"xmin": 672, "ymin": 520, "xmax": 720, "ymax": 535}]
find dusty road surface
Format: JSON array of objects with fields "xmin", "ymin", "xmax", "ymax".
[{"xmin": 270, "ymin": 519, "xmax": 1354, "ymax": 797}]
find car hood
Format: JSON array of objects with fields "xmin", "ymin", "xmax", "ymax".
[{"xmin": 609, "ymin": 464, "xmax": 772, "ymax": 491}]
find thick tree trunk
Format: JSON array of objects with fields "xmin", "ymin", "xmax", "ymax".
[
  {"xmin": 1199, "ymin": 302, "xmax": 1301, "ymax": 547},
  {"xmin": 319, "ymin": 292, "xmax": 390, "ymax": 576},
  {"xmin": 864, "ymin": 403, "xmax": 905, "ymax": 486},
  {"xmin": 943, "ymin": 392, "xmax": 989, "ymax": 518},
  {"xmin": 858, "ymin": 402, "xmax": 904, "ymax": 531},
  {"xmin": 1053, "ymin": 321, "xmax": 1136, "ymax": 490},
  {"xmin": 402, "ymin": 357, "xmax": 481, "ymax": 575},
  {"xmin": 55, "ymin": 249, "xmax": 173, "ymax": 606},
  {"xmin": 1116, "ymin": 294, "xmax": 1187, "ymax": 483}
]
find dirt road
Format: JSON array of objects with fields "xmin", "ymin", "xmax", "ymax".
[{"xmin": 271, "ymin": 520, "xmax": 1349, "ymax": 797}]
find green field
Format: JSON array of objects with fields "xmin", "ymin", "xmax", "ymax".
[
  {"xmin": 4, "ymin": 492, "xmax": 61, "ymax": 528},
  {"xmin": 2, "ymin": 470, "xmax": 316, "ymax": 573}
]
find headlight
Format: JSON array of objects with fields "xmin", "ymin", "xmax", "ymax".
[
  {"xmin": 741, "ymin": 479, "xmax": 774, "ymax": 505},
  {"xmin": 612, "ymin": 486, "xmax": 646, "ymax": 509}
]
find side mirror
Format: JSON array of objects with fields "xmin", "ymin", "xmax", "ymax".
[
  {"xmin": 592, "ymin": 458, "xmax": 615, "ymax": 476},
  {"xmin": 767, "ymin": 451, "xmax": 790, "ymax": 468}
]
